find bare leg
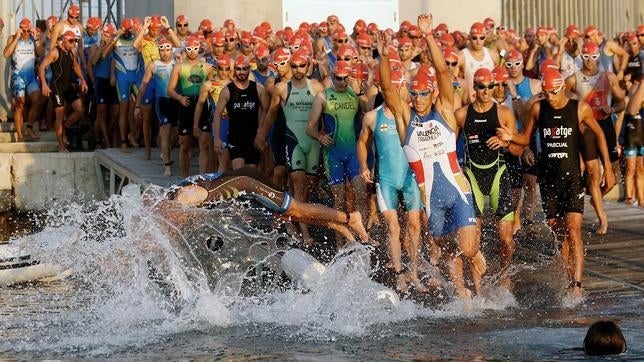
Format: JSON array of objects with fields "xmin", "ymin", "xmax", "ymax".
[
  {"xmin": 141, "ymin": 104, "xmax": 153, "ymax": 160},
  {"xmin": 198, "ymin": 132, "xmax": 212, "ymax": 174},
  {"xmin": 585, "ymin": 159, "xmax": 608, "ymax": 234},
  {"xmin": 179, "ymin": 135, "xmax": 192, "ymax": 178},
  {"xmin": 290, "ymin": 171, "xmax": 314, "ymax": 245},
  {"xmin": 12, "ymin": 97, "xmax": 25, "ymax": 142},
  {"xmin": 636, "ymin": 156, "xmax": 644, "ymax": 206},
  {"xmin": 26, "ymin": 91, "xmax": 43, "ymax": 139},
  {"xmin": 498, "ymin": 219, "xmax": 516, "ymax": 288},
  {"xmin": 405, "ymin": 210, "xmax": 426, "ymax": 292},
  {"xmin": 565, "ymin": 212, "xmax": 584, "ymax": 301},
  {"xmin": 382, "ymin": 209, "xmax": 407, "ymax": 291},
  {"xmin": 54, "ymin": 106, "xmax": 68, "ymax": 152},
  {"xmin": 118, "ymin": 100, "xmax": 130, "ymax": 152},
  {"xmin": 624, "ymin": 156, "xmax": 637, "ymax": 203}
]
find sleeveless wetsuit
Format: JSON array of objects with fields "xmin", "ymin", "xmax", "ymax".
[
  {"xmin": 321, "ymin": 87, "xmax": 360, "ymax": 185},
  {"xmin": 177, "ymin": 61, "xmax": 207, "ymax": 135},
  {"xmin": 151, "ymin": 59, "xmax": 176, "ymax": 126},
  {"xmin": 575, "ymin": 70, "xmax": 618, "ymax": 162},
  {"xmin": 463, "ymin": 103, "xmax": 514, "ymax": 220},
  {"xmin": 226, "ymin": 80, "xmax": 261, "ymax": 164},
  {"xmin": 537, "ymin": 99, "xmax": 584, "ymax": 218},
  {"xmin": 373, "ymin": 105, "xmax": 422, "ymax": 212},
  {"xmin": 283, "ymin": 79, "xmax": 320, "ymax": 174},
  {"xmin": 403, "ymin": 107, "xmax": 477, "ymax": 236}
]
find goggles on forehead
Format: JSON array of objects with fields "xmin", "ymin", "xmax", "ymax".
[{"xmin": 158, "ymin": 43, "xmax": 172, "ymax": 50}]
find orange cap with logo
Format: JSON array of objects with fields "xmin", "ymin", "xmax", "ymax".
[
  {"xmin": 334, "ymin": 60, "xmax": 352, "ymax": 76},
  {"xmin": 19, "ymin": 18, "xmax": 31, "ymax": 30},
  {"xmin": 541, "ymin": 69, "xmax": 564, "ymax": 91},
  {"xmin": 582, "ymin": 41, "xmax": 600, "ymax": 55},
  {"xmin": 68, "ymin": 4, "xmax": 81, "ymax": 17},
  {"xmin": 272, "ymin": 47, "xmax": 291, "ymax": 62},
  {"xmin": 473, "ymin": 68, "xmax": 494, "ymax": 84},
  {"xmin": 492, "ymin": 66, "xmax": 509, "ymax": 82}
]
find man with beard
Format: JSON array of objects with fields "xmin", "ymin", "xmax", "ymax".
[
  {"xmin": 251, "ymin": 44, "xmax": 276, "ymax": 86},
  {"xmin": 255, "ymin": 49, "xmax": 324, "ymax": 244},
  {"xmin": 214, "ymin": 55, "xmax": 268, "ymax": 169},
  {"xmin": 167, "ymin": 36, "xmax": 209, "ymax": 177}
]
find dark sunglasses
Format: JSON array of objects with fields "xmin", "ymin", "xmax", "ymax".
[
  {"xmin": 334, "ymin": 75, "xmax": 349, "ymax": 82},
  {"xmin": 335, "ymin": 38, "xmax": 348, "ymax": 43},
  {"xmin": 446, "ymin": 61, "xmax": 458, "ymax": 66},
  {"xmin": 471, "ymin": 36, "xmax": 485, "ymax": 41},
  {"xmin": 342, "ymin": 56, "xmax": 357, "ymax": 62},
  {"xmin": 638, "ymin": 33, "xmax": 644, "ymax": 37},
  {"xmin": 225, "ymin": 38, "xmax": 236, "ymax": 42},
  {"xmin": 70, "ymin": 16, "xmax": 79, "ymax": 20},
  {"xmin": 475, "ymin": 83, "xmax": 495, "ymax": 90},
  {"xmin": 409, "ymin": 89, "xmax": 431, "ymax": 98},
  {"xmin": 218, "ymin": 66, "xmax": 230, "ymax": 71},
  {"xmin": 290, "ymin": 63, "xmax": 307, "ymax": 69},
  {"xmin": 359, "ymin": 46, "xmax": 371, "ymax": 50},
  {"xmin": 496, "ymin": 82, "xmax": 509, "ymax": 87},
  {"xmin": 234, "ymin": 66, "xmax": 250, "ymax": 71},
  {"xmin": 176, "ymin": 23, "xmax": 189, "ymax": 27}
]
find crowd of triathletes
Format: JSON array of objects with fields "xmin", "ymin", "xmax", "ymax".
[{"xmin": 3, "ymin": 5, "xmax": 643, "ymax": 299}]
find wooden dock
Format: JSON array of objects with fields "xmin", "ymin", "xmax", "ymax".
[{"xmin": 95, "ymin": 147, "xmax": 200, "ymax": 194}]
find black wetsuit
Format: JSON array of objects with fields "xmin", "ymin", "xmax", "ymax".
[
  {"xmin": 463, "ymin": 103, "xmax": 513, "ymax": 219},
  {"xmin": 537, "ymin": 99, "xmax": 584, "ymax": 218},
  {"xmin": 226, "ymin": 81, "xmax": 261, "ymax": 164},
  {"xmin": 50, "ymin": 45, "xmax": 79, "ymax": 107}
]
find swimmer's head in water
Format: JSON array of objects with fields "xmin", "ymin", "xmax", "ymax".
[{"xmin": 173, "ymin": 185, "xmax": 209, "ymax": 206}]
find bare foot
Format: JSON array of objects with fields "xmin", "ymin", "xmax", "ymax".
[
  {"xmin": 596, "ymin": 211, "xmax": 608, "ymax": 235},
  {"xmin": 143, "ymin": 149, "xmax": 151, "ymax": 160},
  {"xmin": 429, "ymin": 243, "xmax": 441, "ymax": 266},
  {"xmin": 348, "ymin": 211, "xmax": 369, "ymax": 242},
  {"xmin": 366, "ymin": 210, "xmax": 379, "ymax": 231},
  {"xmin": 128, "ymin": 135, "xmax": 140, "ymax": 148},
  {"xmin": 26, "ymin": 127, "xmax": 40, "ymax": 141},
  {"xmin": 58, "ymin": 146, "xmax": 69, "ymax": 153},
  {"xmin": 499, "ymin": 275, "xmax": 513, "ymax": 291},
  {"xmin": 408, "ymin": 273, "xmax": 429, "ymax": 292},
  {"xmin": 163, "ymin": 166, "xmax": 172, "ymax": 177},
  {"xmin": 471, "ymin": 250, "xmax": 487, "ymax": 276},
  {"xmin": 456, "ymin": 287, "xmax": 473, "ymax": 300},
  {"xmin": 120, "ymin": 142, "xmax": 131, "ymax": 153},
  {"xmin": 562, "ymin": 286, "xmax": 584, "ymax": 307},
  {"xmin": 395, "ymin": 273, "xmax": 408, "ymax": 293}
]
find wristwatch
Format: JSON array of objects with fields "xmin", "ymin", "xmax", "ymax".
[{"xmin": 512, "ymin": 95, "xmax": 521, "ymax": 101}]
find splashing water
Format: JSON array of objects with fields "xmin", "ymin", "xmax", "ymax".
[{"xmin": 2, "ymin": 186, "xmax": 641, "ymax": 359}]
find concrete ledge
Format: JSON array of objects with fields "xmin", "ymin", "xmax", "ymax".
[
  {"xmin": 0, "ymin": 142, "xmax": 60, "ymax": 153},
  {"xmin": 0, "ymin": 152, "xmax": 99, "ymax": 211},
  {"xmin": 0, "ymin": 132, "xmax": 57, "ymax": 143}
]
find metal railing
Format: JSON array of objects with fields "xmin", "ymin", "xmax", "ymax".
[{"xmin": 502, "ymin": 0, "xmax": 644, "ymax": 38}]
